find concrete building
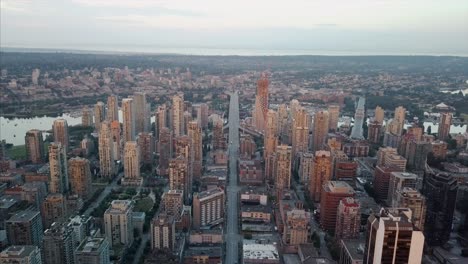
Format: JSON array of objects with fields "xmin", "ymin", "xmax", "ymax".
[
  {"xmin": 212, "ymin": 114, "xmax": 226, "ymax": 150},
  {"xmin": 137, "ymin": 132, "xmax": 154, "ymax": 166},
  {"xmin": 68, "ymin": 157, "xmax": 92, "ymax": 199},
  {"xmin": 157, "ymin": 127, "xmax": 172, "ymax": 176},
  {"xmin": 252, "ymin": 74, "xmax": 269, "ymax": 132},
  {"xmin": 0, "ymin": 246, "xmax": 42, "ymax": 264},
  {"xmin": 299, "ymin": 152, "xmax": 314, "ymax": 184},
  {"xmin": 374, "ymin": 106, "xmax": 384, "ymax": 125},
  {"xmin": 367, "ymin": 121, "xmax": 382, "ymax": 144},
  {"xmin": 169, "ymin": 156, "xmax": 190, "ymax": 203},
  {"xmin": 75, "ymin": 237, "xmax": 110, "ymax": 264},
  {"xmin": 133, "ymin": 92, "xmax": 150, "ymax": 134},
  {"xmin": 6, "ymin": 210, "xmax": 43, "ymax": 247},
  {"xmin": 292, "ymin": 107, "xmax": 310, "ymax": 158},
  {"xmin": 350, "ymin": 97, "xmax": 365, "ymax": 140},
  {"xmin": 310, "ymin": 150, "xmax": 332, "ymax": 203},
  {"xmin": 339, "ymin": 239, "xmax": 365, "ymax": 264},
  {"xmin": 243, "ymin": 243, "xmax": 280, "ymax": 264},
  {"xmin": 194, "ymin": 103, "xmax": 209, "ymax": 129},
  {"xmin": 312, "ymin": 110, "xmax": 329, "ymax": 152},
  {"xmin": 264, "ymin": 110, "xmax": 278, "ymax": 180},
  {"xmin": 193, "ymin": 187, "xmax": 225, "ymax": 229},
  {"xmin": 423, "ymin": 172, "xmax": 458, "ymax": 246},
  {"xmin": 172, "ymin": 93, "xmax": 185, "ymax": 137},
  {"xmin": 188, "ymin": 121, "xmax": 203, "ymax": 179},
  {"xmin": 155, "ymin": 104, "xmax": 167, "ymax": 140},
  {"xmin": 240, "ymin": 134, "xmax": 257, "ymax": 158},
  {"xmin": 106, "ymin": 95, "xmax": 119, "ymax": 122},
  {"xmin": 283, "ymin": 209, "xmax": 311, "ymax": 248},
  {"xmin": 363, "ymin": 208, "xmax": 424, "ymax": 264},
  {"xmin": 431, "ymin": 141, "xmax": 448, "ymax": 159},
  {"xmin": 161, "ymin": 189, "xmax": 184, "ymax": 219},
  {"xmin": 320, "ymin": 181, "xmax": 355, "ymax": 233},
  {"xmin": 387, "ymin": 172, "xmax": 417, "ymax": 206},
  {"xmin": 373, "ymin": 165, "xmax": 404, "ymax": 203},
  {"xmin": 42, "ymin": 222, "xmax": 75, "ymax": 264},
  {"xmin": 392, "ymin": 106, "xmax": 406, "ymax": 136},
  {"xmin": 53, "ymin": 119, "xmax": 69, "ymax": 152},
  {"xmin": 110, "ymin": 120, "xmax": 121, "ymax": 161},
  {"xmin": 122, "ymin": 98, "xmax": 135, "ymax": 142},
  {"xmin": 25, "ymin": 129, "xmax": 45, "ymax": 164},
  {"xmin": 273, "ymin": 145, "xmax": 292, "ymax": 191},
  {"xmin": 94, "ymin": 101, "xmax": 105, "ymax": 131},
  {"xmin": 48, "ymin": 143, "xmax": 69, "ymax": 194},
  {"xmin": 82, "ymin": 106, "xmax": 93, "ymax": 127},
  {"xmin": 104, "ymin": 200, "xmax": 134, "ymax": 248},
  {"xmin": 238, "ymin": 159, "xmax": 263, "ymax": 185},
  {"xmin": 335, "ymin": 197, "xmax": 361, "ymax": 239},
  {"xmin": 438, "ymin": 112, "xmax": 452, "ymax": 141},
  {"xmin": 328, "ymin": 104, "xmax": 340, "ymax": 132},
  {"xmin": 41, "ymin": 194, "xmax": 67, "ymax": 229},
  {"xmin": 123, "ymin": 141, "xmax": 140, "ymax": 180},
  {"xmin": 151, "ymin": 213, "xmax": 175, "ymax": 250},
  {"xmin": 406, "ymin": 141, "xmax": 431, "ymax": 171},
  {"xmin": 394, "ymin": 187, "xmax": 426, "ymax": 231},
  {"xmin": 98, "ymin": 121, "xmax": 115, "ymax": 179}
]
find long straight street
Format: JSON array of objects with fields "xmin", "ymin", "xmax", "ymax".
[{"xmin": 225, "ymin": 91, "xmax": 241, "ymax": 264}]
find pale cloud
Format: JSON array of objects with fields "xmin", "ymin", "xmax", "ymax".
[{"xmin": 0, "ymin": 0, "xmax": 33, "ymax": 13}]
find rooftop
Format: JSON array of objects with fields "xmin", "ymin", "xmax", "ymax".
[
  {"xmin": 324, "ymin": 181, "xmax": 354, "ymax": 194},
  {"xmin": 195, "ymin": 187, "xmax": 224, "ymax": 200},
  {"xmin": 7, "ymin": 209, "xmax": 40, "ymax": 223},
  {"xmin": 77, "ymin": 237, "xmax": 107, "ymax": 253},
  {"xmin": 341, "ymin": 239, "xmax": 365, "ymax": 261},
  {"xmin": 0, "ymin": 246, "xmax": 39, "ymax": 258},
  {"xmin": 184, "ymin": 246, "xmax": 222, "ymax": 257},
  {"xmin": 243, "ymin": 243, "xmax": 279, "ymax": 260}
]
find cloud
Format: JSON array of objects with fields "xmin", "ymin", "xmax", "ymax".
[{"xmin": 0, "ymin": 0, "xmax": 32, "ymax": 13}]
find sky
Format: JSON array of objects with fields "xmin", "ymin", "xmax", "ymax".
[{"xmin": 1, "ymin": 0, "xmax": 468, "ymax": 55}]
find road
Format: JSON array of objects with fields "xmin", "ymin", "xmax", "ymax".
[
  {"xmin": 225, "ymin": 91, "xmax": 241, "ymax": 264},
  {"xmin": 132, "ymin": 233, "xmax": 150, "ymax": 264},
  {"xmin": 83, "ymin": 172, "xmax": 123, "ymax": 217}
]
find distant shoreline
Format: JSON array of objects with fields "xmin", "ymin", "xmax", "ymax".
[{"xmin": 1, "ymin": 46, "xmax": 467, "ymax": 57}]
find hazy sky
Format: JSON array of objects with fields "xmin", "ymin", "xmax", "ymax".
[{"xmin": 1, "ymin": 0, "xmax": 467, "ymax": 55}]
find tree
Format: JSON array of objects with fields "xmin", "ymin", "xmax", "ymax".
[{"xmin": 427, "ymin": 125, "xmax": 432, "ymax": 135}]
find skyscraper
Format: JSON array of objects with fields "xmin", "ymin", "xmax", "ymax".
[
  {"xmin": 292, "ymin": 107, "xmax": 310, "ymax": 158},
  {"xmin": 194, "ymin": 103, "xmax": 209, "ymax": 128},
  {"xmin": 374, "ymin": 106, "xmax": 384, "ymax": 125},
  {"xmin": 309, "ymin": 150, "xmax": 332, "ymax": 202},
  {"xmin": 6, "ymin": 209, "xmax": 43, "ymax": 247},
  {"xmin": 193, "ymin": 187, "xmax": 225, "ymax": 229},
  {"xmin": 106, "ymin": 95, "xmax": 119, "ymax": 122},
  {"xmin": 82, "ymin": 106, "xmax": 93, "ymax": 127},
  {"xmin": 265, "ymin": 110, "xmax": 278, "ymax": 180},
  {"xmin": 151, "ymin": 213, "xmax": 175, "ymax": 250},
  {"xmin": 137, "ymin": 132, "xmax": 154, "ymax": 166},
  {"xmin": 393, "ymin": 187, "xmax": 426, "ymax": 231},
  {"xmin": 212, "ymin": 114, "xmax": 226, "ymax": 150},
  {"xmin": 320, "ymin": 181, "xmax": 355, "ymax": 233},
  {"xmin": 133, "ymin": 92, "xmax": 150, "ymax": 134},
  {"xmin": 49, "ymin": 143, "xmax": 69, "ymax": 194},
  {"xmin": 42, "ymin": 222, "xmax": 75, "ymax": 264},
  {"xmin": 122, "ymin": 98, "xmax": 135, "ymax": 142},
  {"xmin": 387, "ymin": 172, "xmax": 418, "ymax": 206},
  {"xmin": 252, "ymin": 73, "xmax": 269, "ymax": 132},
  {"xmin": 157, "ymin": 127, "xmax": 172, "ymax": 176},
  {"xmin": 41, "ymin": 194, "xmax": 67, "ymax": 229},
  {"xmin": 53, "ymin": 119, "xmax": 69, "ymax": 152},
  {"xmin": 350, "ymin": 97, "xmax": 365, "ymax": 140},
  {"xmin": 75, "ymin": 237, "xmax": 110, "ymax": 264},
  {"xmin": 311, "ymin": 110, "xmax": 329, "ymax": 152},
  {"xmin": 68, "ymin": 157, "xmax": 92, "ymax": 199},
  {"xmin": 110, "ymin": 120, "xmax": 121, "ymax": 161},
  {"xmin": 328, "ymin": 104, "xmax": 340, "ymax": 132},
  {"xmin": 423, "ymin": 172, "xmax": 457, "ymax": 246},
  {"xmin": 98, "ymin": 121, "xmax": 115, "ymax": 179},
  {"xmin": 155, "ymin": 104, "xmax": 167, "ymax": 140},
  {"xmin": 406, "ymin": 141, "xmax": 431, "ymax": 171},
  {"xmin": 299, "ymin": 152, "xmax": 314, "ymax": 184},
  {"xmin": 188, "ymin": 121, "xmax": 203, "ymax": 179},
  {"xmin": 94, "ymin": 101, "xmax": 105, "ymax": 131},
  {"xmin": 364, "ymin": 208, "xmax": 424, "ymax": 264},
  {"xmin": 0, "ymin": 246, "xmax": 42, "ymax": 264},
  {"xmin": 388, "ymin": 106, "xmax": 406, "ymax": 136},
  {"xmin": 25, "ymin": 129, "xmax": 45, "ymax": 164},
  {"xmin": 169, "ymin": 156, "xmax": 189, "ymax": 202},
  {"xmin": 277, "ymin": 103, "xmax": 289, "ymax": 142},
  {"xmin": 104, "ymin": 200, "xmax": 134, "ymax": 248},
  {"xmin": 172, "ymin": 93, "xmax": 185, "ymax": 137},
  {"xmin": 161, "ymin": 189, "xmax": 184, "ymax": 218},
  {"xmin": 274, "ymin": 145, "xmax": 292, "ymax": 191},
  {"xmin": 123, "ymin": 141, "xmax": 141, "ymax": 180},
  {"xmin": 335, "ymin": 197, "xmax": 360, "ymax": 239},
  {"xmin": 367, "ymin": 121, "xmax": 382, "ymax": 144},
  {"xmin": 438, "ymin": 112, "xmax": 452, "ymax": 141}
]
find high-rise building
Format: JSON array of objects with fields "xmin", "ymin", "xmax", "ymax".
[
  {"xmin": 292, "ymin": 108, "xmax": 310, "ymax": 158},
  {"xmin": 364, "ymin": 208, "xmax": 424, "ymax": 264},
  {"xmin": 98, "ymin": 121, "xmax": 115, "ymax": 179},
  {"xmin": 212, "ymin": 114, "xmax": 226, "ymax": 150},
  {"xmin": 25, "ymin": 129, "xmax": 45, "ymax": 164},
  {"xmin": 0, "ymin": 246, "xmax": 42, "ymax": 264},
  {"xmin": 133, "ymin": 92, "xmax": 150, "ymax": 134},
  {"xmin": 391, "ymin": 106, "xmax": 406, "ymax": 136},
  {"xmin": 438, "ymin": 112, "xmax": 452, "ymax": 141},
  {"xmin": 335, "ymin": 197, "xmax": 360, "ymax": 239},
  {"xmin": 394, "ymin": 187, "xmax": 426, "ymax": 231},
  {"xmin": 123, "ymin": 141, "xmax": 140, "ymax": 179},
  {"xmin": 309, "ymin": 151, "xmax": 332, "ymax": 202},
  {"xmin": 94, "ymin": 101, "xmax": 106, "ymax": 131},
  {"xmin": 277, "ymin": 104, "xmax": 289, "ymax": 142},
  {"xmin": 387, "ymin": 172, "xmax": 418, "ymax": 206},
  {"xmin": 240, "ymin": 134, "xmax": 256, "ymax": 158},
  {"xmin": 374, "ymin": 106, "xmax": 384, "ymax": 125},
  {"xmin": 252, "ymin": 74, "xmax": 269, "ymax": 132},
  {"xmin": 334, "ymin": 154, "xmax": 358, "ymax": 187},
  {"xmin": 188, "ymin": 121, "xmax": 203, "ymax": 179},
  {"xmin": 75, "ymin": 237, "xmax": 110, "ymax": 264},
  {"xmin": 49, "ymin": 143, "xmax": 69, "ymax": 194},
  {"xmin": 41, "ymin": 194, "xmax": 67, "ymax": 229},
  {"xmin": 161, "ymin": 189, "xmax": 184, "ymax": 218},
  {"xmin": 104, "ymin": 200, "xmax": 134, "ymax": 248},
  {"xmin": 265, "ymin": 110, "xmax": 278, "ymax": 180},
  {"xmin": 172, "ymin": 94, "xmax": 185, "ymax": 137},
  {"xmin": 320, "ymin": 181, "xmax": 355, "ymax": 233},
  {"xmin": 106, "ymin": 95, "xmax": 119, "ymax": 122},
  {"xmin": 169, "ymin": 156, "xmax": 189, "ymax": 202},
  {"xmin": 53, "ymin": 119, "xmax": 69, "ymax": 152},
  {"xmin": 69, "ymin": 157, "xmax": 92, "ymax": 199},
  {"xmin": 110, "ymin": 120, "xmax": 121, "ymax": 161},
  {"xmin": 151, "ymin": 213, "xmax": 175, "ymax": 250},
  {"xmin": 193, "ymin": 187, "xmax": 225, "ymax": 229},
  {"xmin": 82, "ymin": 106, "xmax": 94, "ymax": 127},
  {"xmin": 273, "ymin": 145, "xmax": 292, "ymax": 191},
  {"xmin": 423, "ymin": 172, "xmax": 457, "ymax": 246},
  {"xmin": 155, "ymin": 104, "xmax": 167, "ymax": 140},
  {"xmin": 194, "ymin": 103, "xmax": 209, "ymax": 128},
  {"xmin": 183, "ymin": 111, "xmax": 192, "ymax": 135},
  {"xmin": 431, "ymin": 140, "xmax": 448, "ymax": 159},
  {"xmin": 42, "ymin": 222, "xmax": 75, "ymax": 264},
  {"xmin": 406, "ymin": 141, "xmax": 431, "ymax": 171},
  {"xmin": 377, "ymin": 147, "xmax": 397, "ymax": 166},
  {"xmin": 350, "ymin": 97, "xmax": 365, "ymax": 140},
  {"xmin": 122, "ymin": 98, "xmax": 135, "ymax": 142},
  {"xmin": 299, "ymin": 152, "xmax": 314, "ymax": 184},
  {"xmin": 328, "ymin": 105, "xmax": 340, "ymax": 132},
  {"xmin": 373, "ymin": 165, "xmax": 404, "ymax": 203},
  {"xmin": 367, "ymin": 121, "xmax": 382, "ymax": 144},
  {"xmin": 137, "ymin": 132, "xmax": 154, "ymax": 166},
  {"xmin": 157, "ymin": 127, "xmax": 172, "ymax": 176},
  {"xmin": 32, "ymin": 68, "xmax": 40, "ymax": 85},
  {"xmin": 283, "ymin": 209, "xmax": 311, "ymax": 247},
  {"xmin": 6, "ymin": 209, "xmax": 43, "ymax": 247},
  {"xmin": 311, "ymin": 110, "xmax": 329, "ymax": 152}
]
